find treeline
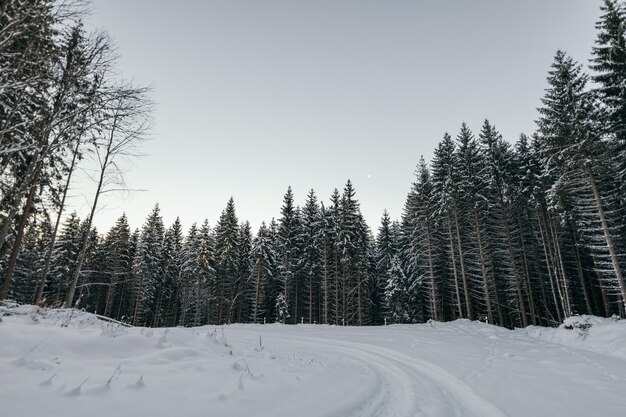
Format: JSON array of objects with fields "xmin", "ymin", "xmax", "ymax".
[{"xmin": 1, "ymin": 1, "xmax": 626, "ymax": 328}]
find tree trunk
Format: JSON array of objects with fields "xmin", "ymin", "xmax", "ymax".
[
  {"xmin": 571, "ymin": 228, "xmax": 593, "ymax": 314},
  {"xmin": 517, "ymin": 215, "xmax": 537, "ymax": 325},
  {"xmin": 550, "ymin": 217, "xmax": 572, "ymax": 317},
  {"xmin": 34, "ymin": 138, "xmax": 81, "ymax": 305},
  {"xmin": 63, "ymin": 133, "xmax": 113, "ymax": 308},
  {"xmin": 425, "ymin": 221, "xmax": 438, "ymax": 321},
  {"xmin": 357, "ymin": 272, "xmax": 362, "ymax": 326},
  {"xmin": 132, "ymin": 275, "xmax": 145, "ymax": 326},
  {"xmin": 537, "ymin": 209, "xmax": 562, "ymax": 322},
  {"xmin": 334, "ymin": 252, "xmax": 339, "ymax": 325},
  {"xmin": 104, "ymin": 271, "xmax": 116, "ymax": 317},
  {"xmin": 322, "ymin": 240, "xmax": 329, "ymax": 324},
  {"xmin": 453, "ymin": 205, "xmax": 472, "ymax": 320},
  {"xmin": 586, "ymin": 166, "xmax": 626, "ymax": 311},
  {"xmin": 0, "ymin": 151, "xmax": 42, "ymax": 258},
  {"xmin": 0, "ymin": 182, "xmax": 37, "ymax": 300},
  {"xmin": 446, "ymin": 214, "xmax": 463, "ymax": 318},
  {"xmin": 473, "ymin": 209, "xmax": 493, "ymax": 323},
  {"xmin": 500, "ymin": 201, "xmax": 527, "ymax": 327}
]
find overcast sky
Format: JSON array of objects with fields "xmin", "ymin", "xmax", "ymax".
[{"xmin": 78, "ymin": 0, "xmax": 600, "ymax": 234}]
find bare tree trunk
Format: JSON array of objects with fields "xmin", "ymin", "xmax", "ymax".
[
  {"xmin": 571, "ymin": 229, "xmax": 593, "ymax": 314},
  {"xmin": 537, "ymin": 209, "xmax": 562, "ymax": 322},
  {"xmin": 357, "ymin": 273, "xmax": 362, "ymax": 326},
  {"xmin": 426, "ymin": 221, "xmax": 438, "ymax": 321},
  {"xmin": 586, "ymin": 166, "xmax": 626, "ymax": 310},
  {"xmin": 592, "ymin": 259, "xmax": 611, "ymax": 317},
  {"xmin": 550, "ymin": 217, "xmax": 572, "ymax": 317},
  {"xmin": 0, "ymin": 151, "xmax": 41, "ymax": 257},
  {"xmin": 194, "ymin": 280, "xmax": 200, "ymax": 326},
  {"xmin": 322, "ymin": 240, "xmax": 329, "ymax": 324},
  {"xmin": 116, "ymin": 278, "xmax": 126, "ymax": 321},
  {"xmin": 342, "ymin": 267, "xmax": 348, "ymax": 325},
  {"xmin": 453, "ymin": 205, "xmax": 472, "ymax": 320},
  {"xmin": 294, "ymin": 271, "xmax": 299, "ymax": 324},
  {"xmin": 500, "ymin": 202, "xmax": 527, "ymax": 327},
  {"xmin": 517, "ymin": 216, "xmax": 537, "ymax": 325},
  {"xmin": 473, "ymin": 209, "xmax": 493, "ymax": 323},
  {"xmin": 308, "ymin": 272, "xmax": 313, "ymax": 324},
  {"xmin": 104, "ymin": 272, "xmax": 116, "ymax": 317},
  {"xmin": 447, "ymin": 214, "xmax": 463, "ymax": 318},
  {"xmin": 253, "ymin": 263, "xmax": 261, "ymax": 324},
  {"xmin": 334, "ymin": 253, "xmax": 339, "ymax": 325},
  {"xmin": 132, "ymin": 275, "xmax": 144, "ymax": 326},
  {"xmin": 63, "ymin": 122, "xmax": 115, "ymax": 308},
  {"xmin": 181, "ymin": 284, "xmax": 189, "ymax": 326}
]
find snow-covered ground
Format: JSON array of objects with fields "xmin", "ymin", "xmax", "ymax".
[{"xmin": 1, "ymin": 304, "xmax": 625, "ymax": 417}]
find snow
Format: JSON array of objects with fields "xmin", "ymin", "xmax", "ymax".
[{"xmin": 1, "ymin": 304, "xmax": 625, "ymax": 417}]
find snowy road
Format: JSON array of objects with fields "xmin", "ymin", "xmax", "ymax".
[
  {"xmin": 260, "ymin": 333, "xmax": 507, "ymax": 417},
  {"xmin": 1, "ymin": 307, "xmax": 625, "ymax": 417}
]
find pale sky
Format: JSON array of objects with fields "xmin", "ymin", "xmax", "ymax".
[{"xmin": 76, "ymin": 0, "xmax": 600, "ymax": 234}]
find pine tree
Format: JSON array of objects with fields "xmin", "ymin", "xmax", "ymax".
[
  {"xmin": 250, "ymin": 222, "xmax": 277, "ymax": 323},
  {"xmin": 412, "ymin": 157, "xmax": 443, "ymax": 321},
  {"xmin": 102, "ymin": 214, "xmax": 132, "ymax": 319},
  {"xmin": 234, "ymin": 221, "xmax": 253, "ymax": 322},
  {"xmin": 478, "ymin": 120, "xmax": 526, "ymax": 327},
  {"xmin": 456, "ymin": 123, "xmax": 498, "ymax": 323},
  {"xmin": 431, "ymin": 133, "xmax": 469, "ymax": 319},
  {"xmin": 277, "ymin": 187, "xmax": 300, "ymax": 323},
  {"xmin": 591, "ymin": 0, "xmax": 626, "ymax": 141},
  {"xmin": 265, "ymin": 219, "xmax": 282, "ymax": 321},
  {"xmin": 214, "ymin": 198, "xmax": 240, "ymax": 324},
  {"xmin": 132, "ymin": 204, "xmax": 165, "ymax": 326},
  {"xmin": 538, "ymin": 50, "xmax": 626, "ymax": 314},
  {"xmin": 375, "ymin": 210, "xmax": 396, "ymax": 322},
  {"xmin": 384, "ymin": 255, "xmax": 413, "ymax": 323},
  {"xmin": 336, "ymin": 180, "xmax": 370, "ymax": 325},
  {"xmin": 590, "ymin": 0, "xmax": 626, "ymax": 278},
  {"xmin": 301, "ymin": 190, "xmax": 322, "ymax": 323},
  {"xmin": 48, "ymin": 212, "xmax": 82, "ymax": 306},
  {"xmin": 159, "ymin": 218, "xmax": 184, "ymax": 326},
  {"xmin": 12, "ymin": 217, "xmax": 45, "ymax": 303}
]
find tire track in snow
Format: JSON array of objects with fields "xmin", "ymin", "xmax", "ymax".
[{"xmin": 271, "ymin": 333, "xmax": 508, "ymax": 417}]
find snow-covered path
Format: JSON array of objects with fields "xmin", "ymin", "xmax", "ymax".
[
  {"xmin": 258, "ymin": 332, "xmax": 506, "ymax": 417},
  {"xmin": 1, "ymin": 307, "xmax": 625, "ymax": 417}
]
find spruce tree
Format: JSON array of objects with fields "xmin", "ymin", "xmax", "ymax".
[
  {"xmin": 214, "ymin": 198, "xmax": 240, "ymax": 324},
  {"xmin": 132, "ymin": 204, "xmax": 165, "ymax": 326},
  {"xmin": 103, "ymin": 214, "xmax": 132, "ymax": 320},
  {"xmin": 301, "ymin": 190, "xmax": 322, "ymax": 323},
  {"xmin": 250, "ymin": 222, "xmax": 277, "ymax": 323},
  {"xmin": 277, "ymin": 187, "xmax": 300, "ymax": 323},
  {"xmin": 234, "ymin": 221, "xmax": 253, "ymax": 322},
  {"xmin": 538, "ymin": 50, "xmax": 626, "ymax": 314},
  {"xmin": 431, "ymin": 133, "xmax": 469, "ymax": 319}
]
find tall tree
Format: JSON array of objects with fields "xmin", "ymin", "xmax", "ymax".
[
  {"xmin": 538, "ymin": 50, "xmax": 626, "ymax": 313},
  {"xmin": 132, "ymin": 204, "xmax": 165, "ymax": 326},
  {"xmin": 214, "ymin": 198, "xmax": 240, "ymax": 324}
]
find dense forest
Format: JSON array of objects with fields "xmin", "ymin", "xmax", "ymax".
[{"xmin": 1, "ymin": 0, "xmax": 625, "ymax": 329}]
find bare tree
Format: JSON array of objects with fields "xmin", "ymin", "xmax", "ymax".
[{"xmin": 64, "ymin": 83, "xmax": 152, "ymax": 308}]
